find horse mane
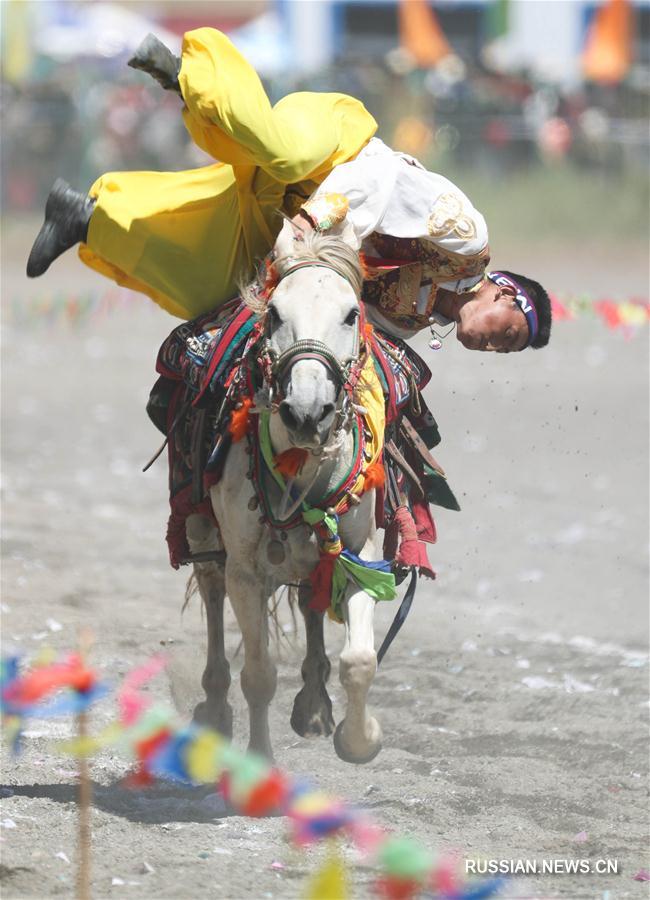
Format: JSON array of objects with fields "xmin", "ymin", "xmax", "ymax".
[{"xmin": 241, "ymin": 231, "xmax": 363, "ymax": 314}]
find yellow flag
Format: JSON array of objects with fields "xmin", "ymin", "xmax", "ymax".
[
  {"xmin": 185, "ymin": 731, "xmax": 225, "ymax": 783},
  {"xmin": 2, "ymin": 0, "xmax": 33, "ymax": 84},
  {"xmin": 305, "ymin": 851, "xmax": 349, "ymax": 900}
]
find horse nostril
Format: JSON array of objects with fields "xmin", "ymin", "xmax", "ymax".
[
  {"xmin": 279, "ymin": 401, "xmax": 299, "ymax": 431},
  {"xmin": 319, "ymin": 402, "xmax": 335, "ymax": 423}
]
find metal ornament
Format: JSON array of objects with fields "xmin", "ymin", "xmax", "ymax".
[
  {"xmin": 428, "ymin": 317, "xmax": 456, "ymax": 351},
  {"xmin": 266, "ymin": 539, "xmax": 286, "ymax": 566}
]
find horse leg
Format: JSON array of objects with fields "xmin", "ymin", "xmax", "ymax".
[
  {"xmin": 333, "ymin": 582, "xmax": 382, "ymax": 764},
  {"xmin": 226, "ymin": 564, "xmax": 277, "ymax": 759},
  {"xmin": 290, "ymin": 584, "xmax": 335, "ymax": 738},
  {"xmin": 186, "ymin": 514, "xmax": 233, "ymax": 738}
]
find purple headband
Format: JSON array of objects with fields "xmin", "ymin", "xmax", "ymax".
[{"xmin": 487, "ymin": 271, "xmax": 539, "ymax": 348}]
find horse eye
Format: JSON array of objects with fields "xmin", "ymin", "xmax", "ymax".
[
  {"xmin": 344, "ymin": 308, "xmax": 359, "ymax": 326},
  {"xmin": 266, "ymin": 305, "xmax": 281, "ymax": 328}
]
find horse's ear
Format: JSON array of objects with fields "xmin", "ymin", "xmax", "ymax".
[
  {"xmin": 326, "ymin": 217, "xmax": 361, "ymax": 252},
  {"xmin": 274, "ymin": 217, "xmax": 304, "ymax": 260}
]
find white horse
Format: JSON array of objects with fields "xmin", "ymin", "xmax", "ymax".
[{"xmin": 186, "ymin": 222, "xmax": 385, "ymax": 764}]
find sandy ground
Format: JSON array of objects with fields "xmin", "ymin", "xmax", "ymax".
[{"xmin": 1, "ymin": 225, "xmax": 648, "ymax": 900}]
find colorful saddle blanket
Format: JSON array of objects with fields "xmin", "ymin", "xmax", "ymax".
[
  {"xmin": 154, "ymin": 297, "xmax": 256, "ymax": 408},
  {"xmin": 148, "ymin": 301, "xmax": 458, "ymax": 570}
]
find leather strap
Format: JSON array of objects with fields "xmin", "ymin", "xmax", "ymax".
[
  {"xmin": 400, "ymin": 417, "xmax": 446, "ymax": 477},
  {"xmin": 377, "ymin": 568, "xmax": 418, "ymax": 665},
  {"xmin": 385, "ymin": 439, "xmax": 425, "ymax": 500}
]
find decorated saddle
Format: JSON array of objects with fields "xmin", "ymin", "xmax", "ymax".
[{"xmin": 147, "ymin": 299, "xmax": 460, "ymax": 615}]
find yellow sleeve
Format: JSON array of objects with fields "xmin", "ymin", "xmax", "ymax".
[{"xmin": 179, "ymin": 28, "xmax": 377, "ymax": 185}]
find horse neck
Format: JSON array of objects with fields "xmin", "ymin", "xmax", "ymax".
[{"xmin": 267, "ymin": 410, "xmax": 355, "ymax": 503}]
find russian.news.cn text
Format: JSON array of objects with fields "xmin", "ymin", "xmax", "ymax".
[{"xmin": 465, "ymin": 859, "xmax": 620, "ymax": 876}]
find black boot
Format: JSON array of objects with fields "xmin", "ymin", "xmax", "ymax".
[
  {"xmin": 26, "ymin": 179, "xmax": 95, "ymax": 278},
  {"xmin": 128, "ymin": 33, "xmax": 181, "ymax": 94}
]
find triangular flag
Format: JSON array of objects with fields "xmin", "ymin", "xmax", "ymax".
[
  {"xmin": 398, "ymin": 0, "xmax": 453, "ymax": 68},
  {"xmin": 305, "ymin": 850, "xmax": 349, "ymax": 900},
  {"xmin": 582, "ymin": 0, "xmax": 634, "ymax": 84}
]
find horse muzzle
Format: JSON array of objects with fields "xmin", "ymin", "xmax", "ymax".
[
  {"xmin": 265, "ymin": 338, "xmax": 354, "ymax": 447},
  {"xmin": 278, "ymin": 395, "xmax": 336, "ymax": 448}
]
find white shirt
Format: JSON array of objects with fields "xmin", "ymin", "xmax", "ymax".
[{"xmin": 313, "ymin": 138, "xmax": 488, "ymax": 294}]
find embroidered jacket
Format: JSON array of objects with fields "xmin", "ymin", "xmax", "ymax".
[{"xmin": 302, "ymin": 138, "xmax": 490, "ymax": 336}]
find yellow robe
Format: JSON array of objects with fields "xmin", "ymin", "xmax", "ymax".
[{"xmin": 79, "ymin": 28, "xmax": 377, "ymax": 319}]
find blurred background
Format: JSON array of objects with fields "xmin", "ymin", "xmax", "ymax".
[{"xmin": 1, "ymin": 0, "xmax": 649, "ymax": 282}]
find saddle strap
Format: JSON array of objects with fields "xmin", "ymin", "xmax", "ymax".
[
  {"xmin": 191, "ymin": 408, "xmax": 209, "ymax": 505},
  {"xmin": 377, "ymin": 568, "xmax": 418, "ymax": 665},
  {"xmin": 400, "ymin": 417, "xmax": 446, "ymax": 476},
  {"xmin": 385, "ymin": 438, "xmax": 425, "ymax": 500},
  {"xmin": 179, "ymin": 550, "xmax": 227, "ymax": 566}
]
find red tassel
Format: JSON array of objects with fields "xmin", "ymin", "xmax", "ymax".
[
  {"xmin": 228, "ymin": 397, "xmax": 253, "ymax": 442},
  {"xmin": 363, "ymin": 460, "xmax": 385, "ymax": 492},
  {"xmin": 274, "ymin": 448, "xmax": 309, "ymax": 478},
  {"xmin": 308, "ymin": 554, "xmax": 338, "ymax": 613}
]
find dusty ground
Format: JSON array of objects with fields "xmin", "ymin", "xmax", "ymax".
[{"xmin": 1, "ymin": 224, "xmax": 648, "ymax": 899}]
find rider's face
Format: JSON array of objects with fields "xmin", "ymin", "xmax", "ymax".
[{"xmin": 456, "ymin": 280, "xmax": 529, "ymax": 353}]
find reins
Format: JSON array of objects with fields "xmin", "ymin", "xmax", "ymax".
[{"xmin": 260, "ymin": 257, "xmax": 362, "ymax": 405}]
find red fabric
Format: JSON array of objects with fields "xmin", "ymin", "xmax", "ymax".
[
  {"xmin": 594, "ymin": 300, "xmax": 623, "ymax": 330},
  {"xmin": 3, "ymin": 655, "xmax": 95, "ymax": 705},
  {"xmin": 375, "ymin": 876, "xmax": 422, "ymax": 900},
  {"xmin": 166, "ymin": 486, "xmax": 215, "ymax": 570},
  {"xmin": 128, "ymin": 727, "xmax": 173, "ymax": 787},
  {"xmin": 393, "ymin": 506, "xmax": 435, "ymax": 579},
  {"xmin": 308, "ymin": 554, "xmax": 338, "ymax": 613},
  {"xmin": 274, "ymin": 448, "xmax": 309, "ymax": 478},
  {"xmin": 240, "ymin": 770, "xmax": 289, "ymax": 817},
  {"xmin": 412, "ymin": 498, "xmax": 437, "ymax": 544},
  {"xmin": 396, "ymin": 539, "xmax": 435, "ymax": 578}
]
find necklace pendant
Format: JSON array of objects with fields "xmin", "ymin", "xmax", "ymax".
[{"xmin": 267, "ymin": 539, "xmax": 286, "ymax": 566}]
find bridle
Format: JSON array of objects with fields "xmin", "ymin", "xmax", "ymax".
[{"xmin": 258, "ymin": 260, "xmax": 365, "ymax": 417}]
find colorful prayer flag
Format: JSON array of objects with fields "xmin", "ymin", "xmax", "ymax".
[
  {"xmin": 398, "ymin": 0, "xmax": 453, "ymax": 68},
  {"xmin": 582, "ymin": 0, "xmax": 634, "ymax": 84}
]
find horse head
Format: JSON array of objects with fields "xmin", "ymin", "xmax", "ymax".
[{"xmin": 250, "ymin": 221, "xmax": 364, "ymax": 449}]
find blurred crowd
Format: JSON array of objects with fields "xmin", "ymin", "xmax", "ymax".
[{"xmin": 2, "ymin": 35, "xmax": 648, "ymax": 213}]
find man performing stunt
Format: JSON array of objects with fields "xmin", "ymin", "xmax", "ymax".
[{"xmin": 27, "ymin": 28, "xmax": 551, "ymax": 354}]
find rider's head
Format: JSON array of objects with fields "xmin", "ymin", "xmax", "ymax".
[{"xmin": 455, "ymin": 271, "xmax": 552, "ymax": 353}]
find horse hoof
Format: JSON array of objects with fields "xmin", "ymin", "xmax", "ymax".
[
  {"xmin": 192, "ymin": 700, "xmax": 233, "ymax": 739},
  {"xmin": 290, "ymin": 687, "xmax": 335, "ymax": 738},
  {"xmin": 333, "ymin": 719, "xmax": 382, "ymax": 765}
]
